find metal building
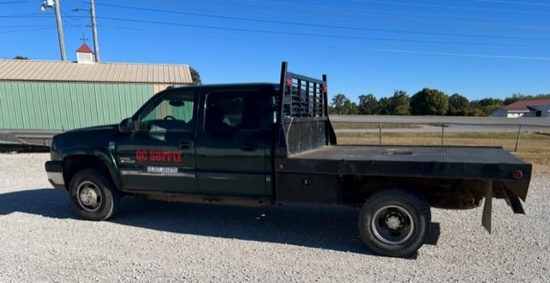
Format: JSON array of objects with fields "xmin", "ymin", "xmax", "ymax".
[{"xmin": 0, "ymin": 56, "xmax": 192, "ymax": 144}]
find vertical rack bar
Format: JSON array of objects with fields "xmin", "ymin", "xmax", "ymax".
[{"xmin": 322, "ymin": 74, "xmax": 328, "ymax": 117}]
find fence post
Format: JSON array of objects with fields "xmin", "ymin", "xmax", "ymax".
[
  {"xmin": 514, "ymin": 124, "xmax": 522, "ymax": 152},
  {"xmin": 379, "ymin": 123, "xmax": 382, "ymax": 145},
  {"xmin": 441, "ymin": 124, "xmax": 445, "ymax": 146}
]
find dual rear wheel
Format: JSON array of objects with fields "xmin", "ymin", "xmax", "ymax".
[{"xmin": 358, "ymin": 189, "xmax": 431, "ymax": 257}]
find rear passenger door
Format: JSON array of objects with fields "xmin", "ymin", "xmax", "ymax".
[{"xmin": 195, "ymin": 89, "xmax": 274, "ymax": 197}]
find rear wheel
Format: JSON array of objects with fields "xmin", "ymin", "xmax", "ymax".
[
  {"xmin": 358, "ymin": 188, "xmax": 431, "ymax": 257},
  {"xmin": 69, "ymin": 169, "xmax": 120, "ymax": 221}
]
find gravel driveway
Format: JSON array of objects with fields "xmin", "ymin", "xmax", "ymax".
[{"xmin": 1, "ymin": 153, "xmax": 548, "ymax": 282}]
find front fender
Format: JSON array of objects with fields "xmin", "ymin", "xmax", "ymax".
[{"xmin": 60, "ymin": 146, "xmax": 122, "ymax": 191}]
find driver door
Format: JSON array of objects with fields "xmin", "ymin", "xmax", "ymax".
[{"xmin": 116, "ymin": 89, "xmax": 199, "ymax": 193}]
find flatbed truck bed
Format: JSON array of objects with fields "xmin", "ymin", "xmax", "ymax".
[{"xmin": 283, "ymin": 145, "xmax": 531, "ymax": 180}]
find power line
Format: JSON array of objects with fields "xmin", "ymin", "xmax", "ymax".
[
  {"xmin": 477, "ymin": 0, "xmax": 550, "ymax": 7},
  {"xmin": 153, "ymin": 1, "xmax": 550, "ymax": 33},
  {"xmin": 0, "ymin": 13, "xmax": 49, "ymax": 18},
  {"xmin": 94, "ymin": 16, "xmax": 550, "ymax": 49},
  {"xmin": 352, "ymin": 0, "xmax": 550, "ymax": 14},
  {"xmin": 0, "ymin": 1, "xmax": 27, "ymax": 4},
  {"xmin": 0, "ymin": 26, "xmax": 53, "ymax": 33},
  {"xmin": 243, "ymin": 0, "xmax": 550, "ymax": 17},
  {"xmin": 93, "ymin": 3, "xmax": 550, "ymax": 43},
  {"xmin": 98, "ymin": 23, "xmax": 550, "ymax": 61}
]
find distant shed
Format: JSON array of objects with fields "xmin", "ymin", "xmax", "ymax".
[{"xmin": 0, "ymin": 58, "xmax": 192, "ymax": 132}]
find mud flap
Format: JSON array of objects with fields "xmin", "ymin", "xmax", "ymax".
[
  {"xmin": 503, "ymin": 188, "xmax": 525, "ymax": 214},
  {"xmin": 481, "ymin": 180, "xmax": 492, "ymax": 233}
]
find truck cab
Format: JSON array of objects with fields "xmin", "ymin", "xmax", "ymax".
[{"xmin": 115, "ymin": 83, "xmax": 277, "ymax": 198}]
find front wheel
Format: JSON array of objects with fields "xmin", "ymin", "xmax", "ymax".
[
  {"xmin": 69, "ymin": 169, "xmax": 120, "ymax": 221},
  {"xmin": 358, "ymin": 189, "xmax": 431, "ymax": 257}
]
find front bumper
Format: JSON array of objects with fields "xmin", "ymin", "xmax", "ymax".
[{"xmin": 44, "ymin": 161, "xmax": 66, "ymax": 191}]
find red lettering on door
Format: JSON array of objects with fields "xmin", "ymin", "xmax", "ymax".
[
  {"xmin": 174, "ymin": 151, "xmax": 182, "ymax": 162},
  {"xmin": 135, "ymin": 150, "xmax": 148, "ymax": 162},
  {"xmin": 136, "ymin": 150, "xmax": 182, "ymax": 163}
]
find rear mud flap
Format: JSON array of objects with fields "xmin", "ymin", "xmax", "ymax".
[
  {"xmin": 482, "ymin": 180, "xmax": 492, "ymax": 233},
  {"xmin": 482, "ymin": 180, "xmax": 526, "ymax": 233}
]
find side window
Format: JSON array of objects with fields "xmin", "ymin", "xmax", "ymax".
[
  {"xmin": 138, "ymin": 91, "xmax": 195, "ymax": 133},
  {"xmin": 205, "ymin": 90, "xmax": 260, "ymax": 133}
]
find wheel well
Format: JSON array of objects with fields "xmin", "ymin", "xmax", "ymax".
[
  {"xmin": 342, "ymin": 175, "xmax": 485, "ymax": 209},
  {"xmin": 63, "ymin": 155, "xmax": 114, "ymax": 189}
]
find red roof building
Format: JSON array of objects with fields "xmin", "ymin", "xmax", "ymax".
[{"xmin": 491, "ymin": 99, "xmax": 550, "ymax": 118}]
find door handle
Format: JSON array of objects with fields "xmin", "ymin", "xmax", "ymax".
[
  {"xmin": 178, "ymin": 141, "xmax": 193, "ymax": 149},
  {"xmin": 241, "ymin": 142, "xmax": 257, "ymax": 152}
]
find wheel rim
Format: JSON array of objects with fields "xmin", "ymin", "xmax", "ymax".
[
  {"xmin": 371, "ymin": 205, "xmax": 414, "ymax": 245},
  {"xmin": 76, "ymin": 181, "xmax": 102, "ymax": 212}
]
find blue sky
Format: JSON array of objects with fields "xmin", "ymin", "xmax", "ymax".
[{"xmin": 1, "ymin": 0, "xmax": 549, "ymax": 103}]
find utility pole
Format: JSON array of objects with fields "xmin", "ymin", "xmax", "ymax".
[
  {"xmin": 90, "ymin": 0, "xmax": 100, "ymax": 62},
  {"xmin": 41, "ymin": 0, "xmax": 66, "ymax": 61}
]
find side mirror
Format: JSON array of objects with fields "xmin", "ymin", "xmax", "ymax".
[{"xmin": 118, "ymin": 118, "xmax": 133, "ymax": 133}]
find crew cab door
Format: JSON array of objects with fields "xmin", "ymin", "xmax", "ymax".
[
  {"xmin": 195, "ymin": 88, "xmax": 275, "ymax": 197},
  {"xmin": 115, "ymin": 89, "xmax": 198, "ymax": 193}
]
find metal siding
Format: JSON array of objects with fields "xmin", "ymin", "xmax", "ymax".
[{"xmin": 0, "ymin": 81, "xmax": 153, "ymax": 130}]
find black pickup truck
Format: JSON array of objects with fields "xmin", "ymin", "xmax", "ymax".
[{"xmin": 45, "ymin": 62, "xmax": 531, "ymax": 257}]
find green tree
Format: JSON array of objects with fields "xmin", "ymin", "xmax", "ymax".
[
  {"xmin": 503, "ymin": 93, "xmax": 525, "ymax": 106},
  {"xmin": 447, "ymin": 93, "xmax": 469, "ymax": 116},
  {"xmin": 377, "ymin": 97, "xmax": 391, "ymax": 115},
  {"xmin": 357, "ymin": 93, "xmax": 379, "ymax": 115},
  {"xmin": 503, "ymin": 93, "xmax": 550, "ymax": 105},
  {"xmin": 388, "ymin": 90, "xmax": 410, "ymax": 115},
  {"xmin": 467, "ymin": 100, "xmax": 483, "ymax": 116},
  {"xmin": 536, "ymin": 93, "xmax": 550, "ymax": 99},
  {"xmin": 469, "ymin": 98, "xmax": 503, "ymax": 116},
  {"xmin": 13, "ymin": 55, "xmax": 29, "ymax": 60},
  {"xmin": 190, "ymin": 67, "xmax": 202, "ymax": 85},
  {"xmin": 479, "ymin": 98, "xmax": 503, "ymax": 116},
  {"xmin": 330, "ymin": 93, "xmax": 358, "ymax": 115},
  {"xmin": 410, "ymin": 88, "xmax": 448, "ymax": 116}
]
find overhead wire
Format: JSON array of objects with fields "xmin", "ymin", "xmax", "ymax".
[
  {"xmin": 351, "ymin": 0, "xmax": 550, "ymax": 14},
  {"xmin": 476, "ymin": 0, "xmax": 550, "ymax": 7},
  {"xmin": 98, "ymin": 23, "xmax": 550, "ymax": 61},
  {"xmin": 3, "ymin": 0, "xmax": 549, "ymax": 60},
  {"xmin": 91, "ymin": 15, "xmax": 549, "ymax": 49},
  {"xmin": 92, "ymin": 3, "xmax": 550, "ymax": 43}
]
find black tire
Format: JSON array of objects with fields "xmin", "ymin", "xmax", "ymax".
[
  {"xmin": 68, "ymin": 169, "xmax": 120, "ymax": 221},
  {"xmin": 358, "ymin": 188, "xmax": 431, "ymax": 257}
]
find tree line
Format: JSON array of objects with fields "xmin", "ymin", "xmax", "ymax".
[{"xmin": 329, "ymin": 89, "xmax": 550, "ymax": 116}]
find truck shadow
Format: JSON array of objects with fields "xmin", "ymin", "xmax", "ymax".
[
  {"xmin": 0, "ymin": 188, "xmax": 73, "ymax": 218},
  {"xmin": 0, "ymin": 188, "xmax": 440, "ymax": 257}
]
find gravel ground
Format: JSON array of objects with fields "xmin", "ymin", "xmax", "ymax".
[{"xmin": 0, "ymin": 153, "xmax": 548, "ymax": 283}]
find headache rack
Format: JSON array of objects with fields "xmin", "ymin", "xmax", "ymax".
[
  {"xmin": 276, "ymin": 62, "xmax": 336, "ymax": 157},
  {"xmin": 279, "ymin": 61, "xmax": 329, "ymax": 118}
]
